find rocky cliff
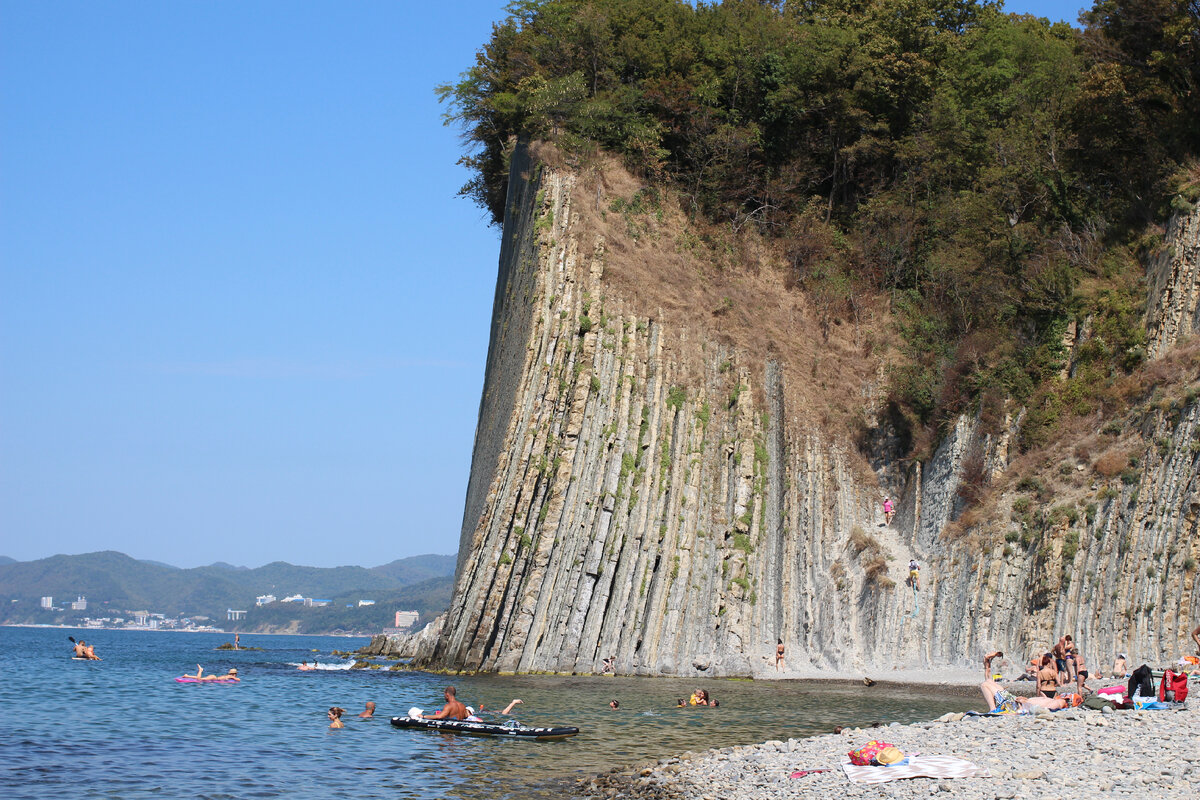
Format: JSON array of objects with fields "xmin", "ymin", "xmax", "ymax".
[
  {"xmin": 409, "ymin": 145, "xmax": 1200, "ymax": 677},
  {"xmin": 1147, "ymin": 208, "xmax": 1200, "ymax": 359}
]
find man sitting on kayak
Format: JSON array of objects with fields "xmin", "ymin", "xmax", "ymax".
[{"xmin": 422, "ymin": 686, "xmax": 467, "ymax": 720}]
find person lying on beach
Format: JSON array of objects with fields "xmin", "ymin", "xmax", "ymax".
[
  {"xmin": 328, "ymin": 707, "xmax": 345, "ymax": 728},
  {"xmin": 1037, "ymin": 654, "xmax": 1059, "ymax": 698},
  {"xmin": 980, "ymin": 681, "xmax": 1080, "ymax": 712},
  {"xmin": 358, "ymin": 701, "xmax": 376, "ymax": 718},
  {"xmin": 983, "ymin": 651, "xmax": 1004, "ymax": 680},
  {"xmin": 422, "ymin": 686, "xmax": 467, "ymax": 720}
]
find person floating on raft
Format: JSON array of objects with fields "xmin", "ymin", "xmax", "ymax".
[{"xmin": 181, "ymin": 664, "xmax": 239, "ymax": 682}]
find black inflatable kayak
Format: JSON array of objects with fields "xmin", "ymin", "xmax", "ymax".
[{"xmin": 390, "ymin": 715, "xmax": 578, "ymax": 740}]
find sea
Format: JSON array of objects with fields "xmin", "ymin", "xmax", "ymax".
[{"xmin": 1, "ymin": 626, "xmax": 979, "ymax": 799}]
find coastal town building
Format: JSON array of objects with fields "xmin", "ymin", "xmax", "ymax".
[
  {"xmin": 70, "ymin": 596, "xmax": 87, "ymax": 611},
  {"xmin": 255, "ymin": 594, "xmax": 276, "ymax": 605},
  {"xmin": 40, "ymin": 596, "xmax": 53, "ymax": 609}
]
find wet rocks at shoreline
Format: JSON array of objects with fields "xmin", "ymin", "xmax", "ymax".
[{"xmin": 578, "ymin": 701, "xmax": 1199, "ymax": 799}]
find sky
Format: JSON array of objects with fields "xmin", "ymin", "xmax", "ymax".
[{"xmin": 1, "ymin": 0, "xmax": 1088, "ymax": 570}]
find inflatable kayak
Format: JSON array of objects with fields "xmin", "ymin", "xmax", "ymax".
[
  {"xmin": 390, "ymin": 715, "xmax": 578, "ymax": 740},
  {"xmin": 175, "ymin": 677, "xmax": 239, "ymax": 684}
]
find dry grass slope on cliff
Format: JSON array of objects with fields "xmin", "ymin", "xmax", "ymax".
[{"xmin": 532, "ymin": 143, "xmax": 889, "ymax": 444}]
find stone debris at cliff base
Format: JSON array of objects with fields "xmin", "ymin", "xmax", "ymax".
[{"xmin": 579, "ymin": 702, "xmax": 1199, "ymax": 800}]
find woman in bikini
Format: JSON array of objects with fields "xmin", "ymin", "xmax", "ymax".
[{"xmin": 1036, "ymin": 653, "xmax": 1059, "ymax": 698}]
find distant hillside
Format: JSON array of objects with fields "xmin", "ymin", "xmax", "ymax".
[
  {"xmin": 0, "ymin": 556, "xmax": 16, "ymax": 565},
  {"xmin": 241, "ymin": 577, "xmax": 454, "ymax": 634},
  {"xmin": 369, "ymin": 554, "xmax": 456, "ymax": 585},
  {"xmin": 0, "ymin": 550, "xmax": 456, "ymax": 630}
]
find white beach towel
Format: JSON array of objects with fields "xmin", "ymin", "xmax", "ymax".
[{"xmin": 840, "ymin": 754, "xmax": 989, "ymax": 784}]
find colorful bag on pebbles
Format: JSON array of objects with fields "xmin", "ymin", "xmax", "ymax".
[{"xmin": 848, "ymin": 740, "xmax": 901, "ymax": 766}]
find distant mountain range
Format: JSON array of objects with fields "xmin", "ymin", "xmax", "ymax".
[{"xmin": 0, "ymin": 550, "xmax": 456, "ymax": 632}]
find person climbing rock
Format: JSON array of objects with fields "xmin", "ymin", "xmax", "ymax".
[{"xmin": 907, "ymin": 560, "xmax": 920, "ymax": 591}]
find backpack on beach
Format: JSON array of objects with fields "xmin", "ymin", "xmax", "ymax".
[
  {"xmin": 1159, "ymin": 670, "xmax": 1188, "ymax": 703},
  {"xmin": 1129, "ymin": 664, "xmax": 1155, "ymax": 700}
]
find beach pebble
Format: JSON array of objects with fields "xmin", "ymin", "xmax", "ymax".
[{"xmin": 578, "ymin": 692, "xmax": 1200, "ymax": 800}]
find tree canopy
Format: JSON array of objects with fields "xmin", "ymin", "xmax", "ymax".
[{"xmin": 440, "ymin": 0, "xmax": 1200, "ymax": 449}]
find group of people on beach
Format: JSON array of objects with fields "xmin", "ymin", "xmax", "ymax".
[{"xmin": 978, "ymin": 625, "xmax": 1200, "ymax": 714}]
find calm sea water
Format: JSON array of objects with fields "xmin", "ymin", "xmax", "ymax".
[{"xmin": 1, "ymin": 626, "xmax": 980, "ymax": 799}]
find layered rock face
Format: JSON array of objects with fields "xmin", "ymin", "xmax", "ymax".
[
  {"xmin": 412, "ymin": 145, "xmax": 1200, "ymax": 676},
  {"xmin": 1147, "ymin": 207, "xmax": 1200, "ymax": 359}
]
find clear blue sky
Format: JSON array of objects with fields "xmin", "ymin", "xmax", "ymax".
[{"xmin": 0, "ymin": 0, "xmax": 1087, "ymax": 569}]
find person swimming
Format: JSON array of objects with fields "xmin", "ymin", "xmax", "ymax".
[{"xmin": 328, "ymin": 707, "xmax": 345, "ymax": 728}]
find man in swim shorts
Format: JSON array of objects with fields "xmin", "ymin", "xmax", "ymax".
[{"xmin": 981, "ymin": 681, "xmax": 1079, "ymax": 712}]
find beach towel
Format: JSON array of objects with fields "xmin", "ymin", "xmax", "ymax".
[
  {"xmin": 841, "ymin": 754, "xmax": 989, "ymax": 784},
  {"xmin": 963, "ymin": 709, "xmax": 1028, "ymax": 717}
]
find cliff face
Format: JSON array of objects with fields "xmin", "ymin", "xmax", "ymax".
[
  {"xmin": 1147, "ymin": 208, "xmax": 1200, "ymax": 359},
  {"xmin": 416, "ymin": 145, "xmax": 1200, "ymax": 676}
]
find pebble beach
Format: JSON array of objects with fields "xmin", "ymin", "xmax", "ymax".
[{"xmin": 580, "ymin": 682, "xmax": 1199, "ymax": 799}]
